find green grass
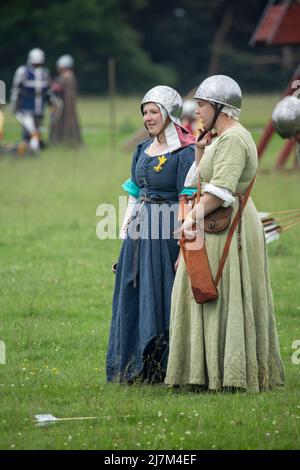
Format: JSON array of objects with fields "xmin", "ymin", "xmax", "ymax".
[{"xmin": 0, "ymin": 95, "xmax": 300, "ymax": 450}]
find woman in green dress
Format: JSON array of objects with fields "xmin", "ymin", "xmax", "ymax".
[{"xmin": 165, "ymin": 75, "xmax": 285, "ymax": 393}]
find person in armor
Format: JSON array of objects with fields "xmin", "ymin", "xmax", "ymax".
[
  {"xmin": 181, "ymin": 99, "xmax": 203, "ymax": 137},
  {"xmin": 165, "ymin": 75, "xmax": 285, "ymax": 393},
  {"xmin": 272, "ymin": 95, "xmax": 300, "ymax": 167},
  {"xmin": 10, "ymin": 48, "xmax": 55, "ymax": 151},
  {"xmin": 49, "ymin": 54, "xmax": 82, "ymax": 147},
  {"xmin": 106, "ymin": 86, "xmax": 195, "ymax": 384}
]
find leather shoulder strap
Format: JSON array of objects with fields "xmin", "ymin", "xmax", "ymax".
[{"xmin": 214, "ymin": 175, "xmax": 256, "ymax": 287}]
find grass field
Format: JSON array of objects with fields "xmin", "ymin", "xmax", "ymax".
[{"xmin": 0, "ymin": 95, "xmax": 300, "ymax": 450}]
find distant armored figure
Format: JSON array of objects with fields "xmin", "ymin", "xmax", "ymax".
[
  {"xmin": 10, "ymin": 48, "xmax": 54, "ymax": 151},
  {"xmin": 49, "ymin": 54, "xmax": 82, "ymax": 147},
  {"xmin": 181, "ymin": 99, "xmax": 203, "ymax": 137},
  {"xmin": 272, "ymin": 95, "xmax": 300, "ymax": 167}
]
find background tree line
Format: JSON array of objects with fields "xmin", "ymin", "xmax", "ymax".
[{"xmin": 0, "ymin": 0, "xmax": 299, "ymax": 95}]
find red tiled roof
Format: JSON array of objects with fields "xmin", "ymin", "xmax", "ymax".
[{"xmin": 251, "ymin": 3, "xmax": 300, "ymax": 45}]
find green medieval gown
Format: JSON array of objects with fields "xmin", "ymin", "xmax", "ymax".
[{"xmin": 165, "ymin": 126, "xmax": 285, "ymax": 393}]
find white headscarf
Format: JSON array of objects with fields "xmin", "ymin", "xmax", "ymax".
[
  {"xmin": 156, "ymin": 104, "xmax": 182, "ymax": 153},
  {"xmin": 221, "ymin": 105, "xmax": 241, "ymax": 121}
]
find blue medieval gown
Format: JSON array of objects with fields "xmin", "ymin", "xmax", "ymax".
[{"xmin": 106, "ymin": 139, "xmax": 195, "ymax": 383}]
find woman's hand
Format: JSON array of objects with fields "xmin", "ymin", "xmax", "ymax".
[
  {"xmin": 112, "ymin": 262, "xmax": 118, "ymax": 274},
  {"xmin": 176, "ymin": 214, "xmax": 197, "ymax": 240},
  {"xmin": 196, "ymin": 130, "xmax": 214, "ymax": 150},
  {"xmin": 195, "ymin": 131, "xmax": 216, "ymax": 165}
]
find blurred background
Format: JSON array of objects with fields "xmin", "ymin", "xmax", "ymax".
[{"xmin": 1, "ymin": 0, "xmax": 300, "ymax": 95}]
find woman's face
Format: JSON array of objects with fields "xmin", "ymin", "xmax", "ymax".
[
  {"xmin": 143, "ymin": 102, "xmax": 164, "ymax": 135},
  {"xmin": 196, "ymin": 99, "xmax": 215, "ymax": 129}
]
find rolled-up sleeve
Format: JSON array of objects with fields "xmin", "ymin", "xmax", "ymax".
[{"xmin": 209, "ymin": 133, "xmax": 247, "ymax": 193}]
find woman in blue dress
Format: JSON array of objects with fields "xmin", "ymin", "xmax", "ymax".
[{"xmin": 106, "ymin": 86, "xmax": 196, "ymax": 384}]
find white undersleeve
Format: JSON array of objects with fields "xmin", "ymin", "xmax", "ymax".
[
  {"xmin": 204, "ymin": 183, "xmax": 235, "ymax": 207},
  {"xmin": 119, "ymin": 195, "xmax": 137, "ymax": 239},
  {"xmin": 184, "ymin": 161, "xmax": 198, "ymax": 187}
]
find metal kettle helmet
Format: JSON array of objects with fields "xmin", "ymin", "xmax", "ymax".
[
  {"xmin": 272, "ymin": 96, "xmax": 300, "ymax": 139},
  {"xmin": 27, "ymin": 48, "xmax": 45, "ymax": 66},
  {"xmin": 141, "ymin": 85, "xmax": 182, "ymax": 125},
  {"xmin": 56, "ymin": 54, "xmax": 74, "ymax": 69},
  {"xmin": 194, "ymin": 75, "xmax": 242, "ymax": 110}
]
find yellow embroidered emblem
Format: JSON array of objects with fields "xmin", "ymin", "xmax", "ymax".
[{"xmin": 153, "ymin": 155, "xmax": 167, "ymax": 172}]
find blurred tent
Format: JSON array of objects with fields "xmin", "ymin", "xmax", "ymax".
[
  {"xmin": 250, "ymin": 0, "xmax": 300, "ymax": 169},
  {"xmin": 250, "ymin": 0, "xmax": 300, "ymax": 45}
]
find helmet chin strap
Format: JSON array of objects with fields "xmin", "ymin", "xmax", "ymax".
[{"xmin": 197, "ymin": 103, "xmax": 224, "ymax": 142}]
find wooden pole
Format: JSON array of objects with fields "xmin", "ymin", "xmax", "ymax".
[
  {"xmin": 108, "ymin": 57, "xmax": 116, "ymax": 157},
  {"xmin": 275, "ymin": 139, "xmax": 295, "ymax": 169}
]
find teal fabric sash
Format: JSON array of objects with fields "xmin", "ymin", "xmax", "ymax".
[{"xmin": 122, "ymin": 178, "xmax": 140, "ymax": 199}]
